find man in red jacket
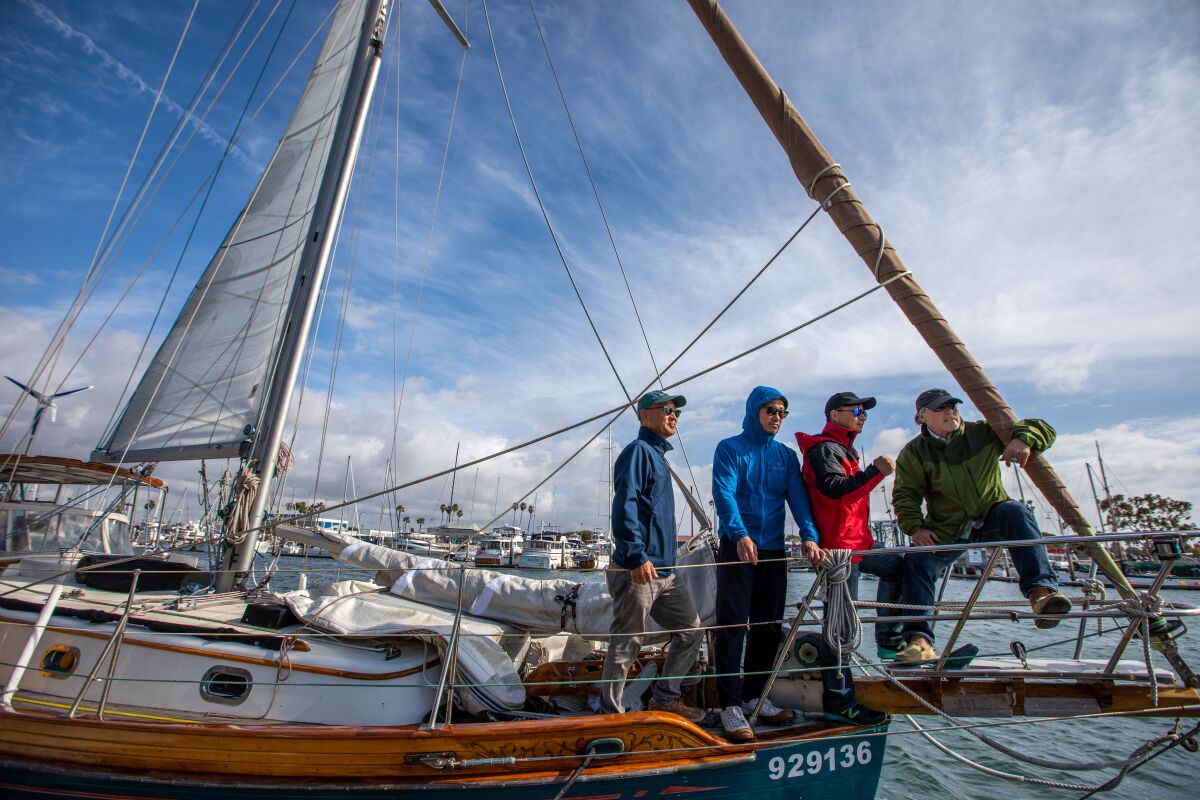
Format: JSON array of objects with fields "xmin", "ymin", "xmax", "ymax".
[{"xmin": 795, "ymin": 391, "xmax": 901, "ymax": 725}]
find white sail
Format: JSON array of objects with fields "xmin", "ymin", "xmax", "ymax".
[{"xmin": 97, "ymin": 0, "xmax": 369, "ymax": 463}]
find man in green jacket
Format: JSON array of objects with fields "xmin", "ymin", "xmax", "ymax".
[{"xmin": 891, "ymin": 389, "xmax": 1072, "ymax": 663}]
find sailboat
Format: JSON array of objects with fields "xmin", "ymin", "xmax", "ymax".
[{"xmin": 1, "ymin": 1, "xmax": 1196, "ymax": 798}]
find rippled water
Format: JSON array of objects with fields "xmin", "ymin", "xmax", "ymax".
[
  {"xmin": 262, "ymin": 554, "xmax": 1196, "ymax": 798},
  {"xmin": 782, "ymin": 572, "xmax": 1197, "ymax": 800}
]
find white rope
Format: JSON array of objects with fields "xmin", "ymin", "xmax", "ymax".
[
  {"xmin": 816, "ymin": 549, "xmax": 860, "ymax": 671},
  {"xmin": 1116, "ymin": 592, "xmax": 1164, "ymax": 708},
  {"xmin": 222, "ymin": 470, "xmax": 261, "ymax": 546}
]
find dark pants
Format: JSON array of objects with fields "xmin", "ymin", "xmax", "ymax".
[
  {"xmin": 821, "ymin": 547, "xmax": 904, "ymax": 712},
  {"xmin": 714, "ymin": 539, "xmax": 786, "ymax": 709},
  {"xmin": 900, "ymin": 500, "xmax": 1058, "ymax": 644}
]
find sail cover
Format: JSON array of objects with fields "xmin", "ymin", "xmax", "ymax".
[
  {"xmin": 275, "ymin": 525, "xmax": 719, "ymax": 638},
  {"xmin": 98, "ymin": 0, "xmax": 369, "ymax": 463}
]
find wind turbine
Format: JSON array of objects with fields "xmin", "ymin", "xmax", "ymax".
[{"xmin": 4, "ymin": 376, "xmax": 93, "ymax": 455}]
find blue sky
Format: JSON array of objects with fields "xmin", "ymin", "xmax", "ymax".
[{"xmin": 1, "ymin": 0, "xmax": 1198, "ymax": 535}]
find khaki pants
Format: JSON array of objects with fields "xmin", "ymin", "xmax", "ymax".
[{"xmin": 598, "ymin": 568, "xmax": 701, "ymax": 714}]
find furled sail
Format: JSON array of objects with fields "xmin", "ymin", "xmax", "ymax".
[{"xmin": 96, "ymin": 0, "xmax": 369, "ymax": 464}]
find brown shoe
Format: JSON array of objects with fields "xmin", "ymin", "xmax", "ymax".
[
  {"xmin": 647, "ymin": 696, "xmax": 706, "ymax": 723},
  {"xmin": 1031, "ymin": 590, "xmax": 1072, "ymax": 629}
]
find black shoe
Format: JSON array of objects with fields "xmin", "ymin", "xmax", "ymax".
[{"xmin": 823, "ymin": 703, "xmax": 887, "ymax": 727}]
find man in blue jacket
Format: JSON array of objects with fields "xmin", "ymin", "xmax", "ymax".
[
  {"xmin": 599, "ymin": 390, "xmax": 704, "ymax": 722},
  {"xmin": 712, "ymin": 386, "xmax": 819, "ymax": 741}
]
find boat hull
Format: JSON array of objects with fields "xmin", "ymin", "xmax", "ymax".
[{"xmin": 0, "ymin": 709, "xmax": 886, "ymax": 799}]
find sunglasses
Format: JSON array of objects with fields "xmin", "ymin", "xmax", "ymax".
[
  {"xmin": 839, "ymin": 406, "xmax": 867, "ymax": 418},
  {"xmin": 650, "ymin": 406, "xmax": 680, "ymax": 418},
  {"xmin": 762, "ymin": 407, "xmax": 789, "ymax": 419}
]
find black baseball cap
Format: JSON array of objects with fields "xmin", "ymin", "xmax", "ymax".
[
  {"xmin": 914, "ymin": 388, "xmax": 962, "ymax": 413},
  {"xmin": 824, "ymin": 391, "xmax": 877, "ymax": 418}
]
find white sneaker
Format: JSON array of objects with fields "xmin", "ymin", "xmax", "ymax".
[
  {"xmin": 720, "ymin": 705, "xmax": 754, "ymax": 742},
  {"xmin": 741, "ymin": 698, "xmax": 795, "ymax": 725}
]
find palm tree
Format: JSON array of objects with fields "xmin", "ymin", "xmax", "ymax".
[
  {"xmin": 511, "ymin": 502, "xmax": 519, "ymax": 525},
  {"xmin": 416, "ymin": 517, "xmax": 426, "ymax": 532},
  {"xmin": 403, "ymin": 515, "xmax": 411, "ymax": 531},
  {"xmin": 438, "ymin": 503, "xmax": 447, "ymax": 523},
  {"xmin": 456, "ymin": 510, "xmax": 463, "ymax": 521},
  {"xmin": 526, "ymin": 504, "xmax": 534, "ymax": 531}
]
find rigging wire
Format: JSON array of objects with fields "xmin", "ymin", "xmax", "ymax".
[
  {"xmin": 0, "ymin": 0, "xmax": 336, "ymax": 469},
  {"xmin": 68, "ymin": 0, "xmax": 276, "ymax": 437},
  {"xmin": 308, "ymin": 35, "xmax": 395, "ymax": 505},
  {"xmin": 471, "ymin": 0, "xmax": 849, "ymax": 536},
  {"xmin": 41, "ymin": 0, "xmax": 335, "ymax": 455},
  {"xmin": 250, "ymin": 270, "xmax": 909, "ymax": 534},
  {"xmin": 524, "ymin": 0, "xmax": 706, "ymax": 502},
  {"xmin": 480, "ymin": 0, "xmax": 638, "ymax": 411},
  {"xmin": 0, "ymin": 0, "xmax": 201, "ymax": 447},
  {"xmin": 92, "ymin": 0, "xmax": 306, "ymax": 477},
  {"xmin": 386, "ymin": 2, "xmax": 471, "ymax": 517},
  {"xmin": 99, "ymin": 0, "xmax": 291, "ymax": 449}
]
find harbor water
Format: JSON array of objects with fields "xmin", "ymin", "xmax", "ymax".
[{"xmin": 257, "ymin": 554, "xmax": 1195, "ymax": 799}]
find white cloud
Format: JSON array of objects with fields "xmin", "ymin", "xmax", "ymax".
[{"xmin": 2, "ymin": 1, "xmax": 1197, "ymax": 537}]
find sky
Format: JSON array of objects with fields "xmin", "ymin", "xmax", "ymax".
[{"xmin": 1, "ymin": 0, "xmax": 1198, "ymax": 539}]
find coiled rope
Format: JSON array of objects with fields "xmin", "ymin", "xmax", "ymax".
[{"xmin": 815, "ymin": 549, "xmax": 859, "ymax": 671}]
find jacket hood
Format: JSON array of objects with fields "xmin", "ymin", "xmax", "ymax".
[
  {"xmin": 741, "ymin": 385, "xmax": 786, "ymax": 442},
  {"xmin": 795, "ymin": 420, "xmax": 857, "ymax": 453}
]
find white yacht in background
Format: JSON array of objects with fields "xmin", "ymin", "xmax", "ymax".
[
  {"xmin": 396, "ymin": 531, "xmax": 450, "ymax": 559},
  {"xmin": 473, "ymin": 525, "xmax": 524, "ymax": 567},
  {"xmin": 516, "ymin": 526, "xmax": 571, "ymax": 570}
]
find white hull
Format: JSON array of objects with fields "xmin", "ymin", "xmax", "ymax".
[{"xmin": 0, "ymin": 583, "xmax": 440, "ymax": 726}]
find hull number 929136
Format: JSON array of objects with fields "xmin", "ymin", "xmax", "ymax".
[{"xmin": 767, "ymin": 741, "xmax": 873, "ymax": 780}]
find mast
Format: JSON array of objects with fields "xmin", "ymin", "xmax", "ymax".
[
  {"xmin": 219, "ymin": 0, "xmax": 391, "ymax": 590},
  {"xmin": 686, "ymin": 0, "xmax": 1138, "ymax": 601},
  {"xmin": 448, "ymin": 442, "xmax": 460, "ymax": 517}
]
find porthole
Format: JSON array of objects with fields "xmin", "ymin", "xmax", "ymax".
[
  {"xmin": 39, "ymin": 644, "xmax": 80, "ymax": 679},
  {"xmin": 199, "ymin": 665, "xmax": 253, "ymax": 705}
]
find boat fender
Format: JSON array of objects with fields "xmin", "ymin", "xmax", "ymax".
[{"xmin": 556, "ymin": 583, "xmax": 582, "ymax": 631}]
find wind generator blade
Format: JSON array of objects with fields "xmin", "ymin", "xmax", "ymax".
[
  {"xmin": 4, "ymin": 376, "xmax": 35, "ymax": 396},
  {"xmin": 52, "ymin": 385, "xmax": 94, "ymax": 399}
]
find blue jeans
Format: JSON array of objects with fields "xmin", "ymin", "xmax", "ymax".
[
  {"xmin": 899, "ymin": 500, "xmax": 1058, "ymax": 644},
  {"xmin": 821, "ymin": 546, "xmax": 905, "ymax": 712},
  {"xmin": 848, "ymin": 549, "xmax": 905, "ymax": 648}
]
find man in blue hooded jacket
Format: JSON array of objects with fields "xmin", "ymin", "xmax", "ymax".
[{"xmin": 711, "ymin": 386, "xmax": 819, "ymax": 741}]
